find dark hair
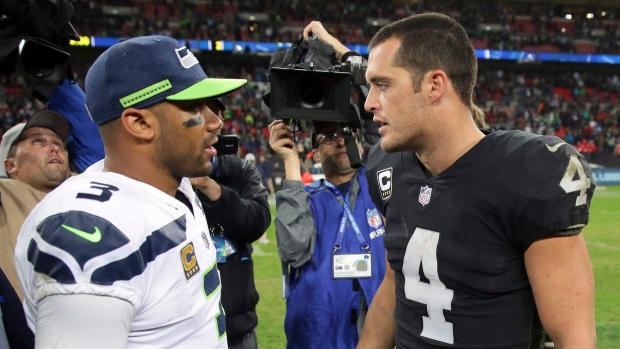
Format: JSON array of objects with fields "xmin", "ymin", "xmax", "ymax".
[
  {"xmin": 311, "ymin": 121, "xmax": 330, "ymax": 149},
  {"xmin": 369, "ymin": 13, "xmax": 477, "ymax": 108}
]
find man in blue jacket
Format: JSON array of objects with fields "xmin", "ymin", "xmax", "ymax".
[{"xmin": 268, "ymin": 118, "xmax": 386, "ymax": 349}]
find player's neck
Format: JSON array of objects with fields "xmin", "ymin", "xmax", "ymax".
[
  {"xmin": 104, "ymin": 156, "xmax": 181, "ymax": 196},
  {"xmin": 416, "ymin": 117, "xmax": 485, "ymax": 177}
]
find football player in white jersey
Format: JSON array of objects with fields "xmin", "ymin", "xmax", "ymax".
[{"xmin": 15, "ymin": 36, "xmax": 247, "ymax": 348}]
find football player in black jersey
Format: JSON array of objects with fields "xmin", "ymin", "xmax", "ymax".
[{"xmin": 357, "ymin": 13, "xmax": 596, "ymax": 349}]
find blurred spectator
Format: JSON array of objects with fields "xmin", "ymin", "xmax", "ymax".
[
  {"xmin": 68, "ymin": 0, "xmax": 619, "ymax": 54},
  {"xmin": 3, "ymin": 63, "xmax": 619, "ymax": 165},
  {"xmin": 244, "ymin": 152, "xmax": 256, "ymax": 164},
  {"xmin": 0, "ymin": 78, "xmax": 105, "ymax": 349},
  {"xmin": 257, "ymin": 154, "xmax": 275, "ymax": 195},
  {"xmin": 191, "ymin": 146, "xmax": 271, "ymax": 349},
  {"xmin": 300, "ymin": 167, "xmax": 313, "ymax": 185},
  {"xmin": 0, "ymin": 111, "xmax": 70, "ymax": 349}
]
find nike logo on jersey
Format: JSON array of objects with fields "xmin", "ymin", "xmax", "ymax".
[
  {"xmin": 62, "ymin": 224, "xmax": 102, "ymax": 243},
  {"xmin": 546, "ymin": 142, "xmax": 566, "ymax": 152}
]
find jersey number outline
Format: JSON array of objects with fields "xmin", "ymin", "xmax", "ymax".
[
  {"xmin": 203, "ymin": 263, "xmax": 226, "ymax": 340},
  {"xmin": 402, "ymin": 228, "xmax": 454, "ymax": 344},
  {"xmin": 76, "ymin": 181, "xmax": 119, "ymax": 202},
  {"xmin": 559, "ymin": 154, "xmax": 591, "ymax": 206}
]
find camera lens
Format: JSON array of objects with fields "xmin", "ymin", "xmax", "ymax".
[
  {"xmin": 23, "ymin": 57, "xmax": 55, "ymax": 78},
  {"xmin": 297, "ymin": 78, "xmax": 324, "ymax": 108}
]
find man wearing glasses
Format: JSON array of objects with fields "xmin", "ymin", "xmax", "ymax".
[{"xmin": 268, "ymin": 119, "xmax": 386, "ymax": 349}]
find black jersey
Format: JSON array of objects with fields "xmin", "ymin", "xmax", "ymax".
[{"xmin": 365, "ymin": 130, "xmax": 595, "ymax": 348}]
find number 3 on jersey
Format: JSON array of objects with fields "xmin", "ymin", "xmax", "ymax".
[{"xmin": 403, "ymin": 228, "xmax": 454, "ymax": 344}]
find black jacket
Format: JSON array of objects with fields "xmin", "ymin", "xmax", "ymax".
[{"xmin": 196, "ymin": 155, "xmax": 271, "ymax": 339}]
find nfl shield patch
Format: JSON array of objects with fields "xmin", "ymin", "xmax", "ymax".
[
  {"xmin": 418, "ymin": 185, "xmax": 432, "ymax": 206},
  {"xmin": 367, "ymin": 209, "xmax": 382, "ymax": 228}
]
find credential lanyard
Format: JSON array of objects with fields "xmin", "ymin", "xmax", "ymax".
[{"xmin": 324, "ymin": 179, "xmax": 369, "ymax": 254}]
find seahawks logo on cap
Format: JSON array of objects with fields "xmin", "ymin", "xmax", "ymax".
[
  {"xmin": 377, "ymin": 168, "xmax": 392, "ymax": 200},
  {"xmin": 175, "ymin": 47, "xmax": 199, "ymax": 69}
]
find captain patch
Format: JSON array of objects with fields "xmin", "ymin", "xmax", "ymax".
[
  {"xmin": 377, "ymin": 168, "xmax": 392, "ymax": 200},
  {"xmin": 181, "ymin": 242, "xmax": 200, "ymax": 280}
]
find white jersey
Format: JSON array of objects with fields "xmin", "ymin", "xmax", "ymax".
[{"xmin": 15, "ymin": 166, "xmax": 227, "ymax": 348}]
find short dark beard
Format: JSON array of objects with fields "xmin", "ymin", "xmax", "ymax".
[{"xmin": 321, "ymin": 154, "xmax": 355, "ymax": 177}]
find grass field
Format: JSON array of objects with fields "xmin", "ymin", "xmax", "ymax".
[{"xmin": 251, "ymin": 186, "xmax": 620, "ymax": 348}]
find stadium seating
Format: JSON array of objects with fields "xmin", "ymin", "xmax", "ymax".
[{"xmin": 1, "ymin": 1, "xmax": 618, "ymax": 162}]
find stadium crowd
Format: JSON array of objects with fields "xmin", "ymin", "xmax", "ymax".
[
  {"xmin": 2, "ymin": 0, "xmax": 620, "ymax": 171},
  {"xmin": 2, "ymin": 63, "xmax": 619, "ymax": 168},
  {"xmin": 67, "ymin": 0, "xmax": 620, "ymax": 54}
]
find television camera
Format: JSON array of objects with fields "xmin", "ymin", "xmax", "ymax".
[
  {"xmin": 262, "ymin": 36, "xmax": 373, "ymax": 168},
  {"xmin": 0, "ymin": 0, "xmax": 79, "ymax": 101}
]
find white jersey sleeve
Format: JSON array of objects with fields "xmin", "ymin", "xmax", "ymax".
[
  {"xmin": 36, "ymin": 294, "xmax": 133, "ymax": 349},
  {"xmin": 15, "ymin": 172, "xmax": 227, "ymax": 349}
]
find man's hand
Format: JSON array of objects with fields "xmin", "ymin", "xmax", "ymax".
[
  {"xmin": 190, "ymin": 176, "xmax": 222, "ymax": 201},
  {"xmin": 302, "ymin": 21, "xmax": 350, "ymax": 61},
  {"xmin": 268, "ymin": 120, "xmax": 298, "ymax": 162},
  {"xmin": 268, "ymin": 120, "xmax": 302, "ymax": 181}
]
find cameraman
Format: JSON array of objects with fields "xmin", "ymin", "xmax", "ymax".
[
  {"xmin": 268, "ymin": 117, "xmax": 386, "ymax": 349},
  {"xmin": 191, "ymin": 101, "xmax": 271, "ymax": 349}
]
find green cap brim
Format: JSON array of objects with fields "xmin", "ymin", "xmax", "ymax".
[{"xmin": 166, "ymin": 78, "xmax": 247, "ymax": 101}]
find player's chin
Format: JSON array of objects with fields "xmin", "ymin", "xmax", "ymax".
[
  {"xmin": 189, "ymin": 164, "xmax": 211, "ymax": 179},
  {"xmin": 380, "ymin": 137, "xmax": 398, "ymax": 153},
  {"xmin": 191, "ymin": 154, "xmax": 213, "ymax": 175}
]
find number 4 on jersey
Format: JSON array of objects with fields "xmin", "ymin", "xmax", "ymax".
[
  {"xmin": 403, "ymin": 228, "xmax": 454, "ymax": 344},
  {"xmin": 560, "ymin": 154, "xmax": 591, "ymax": 207}
]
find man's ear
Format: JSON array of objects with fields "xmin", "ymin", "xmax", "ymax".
[
  {"xmin": 4, "ymin": 158, "xmax": 17, "ymax": 178},
  {"xmin": 426, "ymin": 70, "xmax": 448, "ymax": 104},
  {"xmin": 119, "ymin": 107, "xmax": 157, "ymax": 141},
  {"xmin": 312, "ymin": 149, "xmax": 320, "ymax": 163}
]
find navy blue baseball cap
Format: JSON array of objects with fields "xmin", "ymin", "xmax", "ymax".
[{"xmin": 85, "ymin": 35, "xmax": 247, "ymax": 125}]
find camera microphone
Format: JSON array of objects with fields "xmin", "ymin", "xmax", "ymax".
[
  {"xmin": 213, "ymin": 135, "xmax": 239, "ymax": 155},
  {"xmin": 344, "ymin": 134, "xmax": 363, "ymax": 169}
]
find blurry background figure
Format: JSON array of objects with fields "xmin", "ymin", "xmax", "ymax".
[
  {"xmin": 192, "ymin": 102, "xmax": 272, "ymax": 349},
  {"xmin": 244, "ymin": 152, "xmax": 271, "ymax": 244},
  {"xmin": 300, "ymin": 166, "xmax": 313, "ymax": 185},
  {"xmin": 192, "ymin": 153, "xmax": 271, "ymax": 347},
  {"xmin": 257, "ymin": 154, "xmax": 275, "ymax": 195},
  {"xmin": 0, "ymin": 111, "xmax": 70, "ymax": 299},
  {"xmin": 244, "ymin": 152, "xmax": 256, "ymax": 164},
  {"xmin": 0, "ymin": 111, "xmax": 70, "ymax": 349},
  {"xmin": 0, "ymin": 80, "xmax": 104, "ymax": 349}
]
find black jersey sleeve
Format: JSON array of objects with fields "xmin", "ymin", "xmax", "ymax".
[{"xmin": 512, "ymin": 137, "xmax": 595, "ymax": 250}]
